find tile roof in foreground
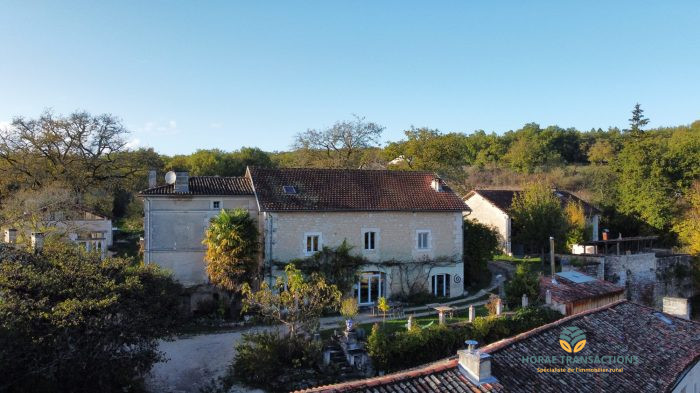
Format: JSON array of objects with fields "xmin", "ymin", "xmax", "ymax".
[
  {"xmin": 138, "ymin": 176, "xmax": 254, "ymax": 196},
  {"xmin": 295, "ymin": 300, "xmax": 700, "ymax": 393},
  {"xmin": 539, "ymin": 274, "xmax": 625, "ymax": 304},
  {"xmin": 248, "ymin": 167, "xmax": 468, "ymax": 212},
  {"xmin": 465, "ymin": 189, "xmax": 601, "ymax": 216}
]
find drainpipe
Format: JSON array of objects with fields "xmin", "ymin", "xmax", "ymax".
[{"xmin": 267, "ymin": 212, "xmax": 274, "ymax": 288}]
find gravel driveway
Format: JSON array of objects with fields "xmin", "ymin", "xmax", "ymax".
[{"xmin": 145, "ymin": 327, "xmax": 270, "ymax": 393}]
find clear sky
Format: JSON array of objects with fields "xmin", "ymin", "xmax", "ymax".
[{"xmin": 1, "ymin": 1, "xmax": 699, "ymax": 155}]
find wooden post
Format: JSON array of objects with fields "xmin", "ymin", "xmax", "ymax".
[
  {"xmin": 468, "ymin": 305, "xmax": 475, "ymax": 322},
  {"xmin": 495, "ymin": 298, "xmax": 502, "ymax": 316},
  {"xmin": 549, "ymin": 236, "xmax": 555, "ymax": 277}
]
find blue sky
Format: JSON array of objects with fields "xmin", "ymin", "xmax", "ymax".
[{"xmin": 1, "ymin": 1, "xmax": 698, "ymax": 155}]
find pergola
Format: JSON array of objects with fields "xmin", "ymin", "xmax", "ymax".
[{"xmin": 579, "ymin": 235, "xmax": 658, "ymax": 255}]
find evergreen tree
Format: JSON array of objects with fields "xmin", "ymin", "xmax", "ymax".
[{"xmin": 628, "ymin": 103, "xmax": 650, "ymax": 135}]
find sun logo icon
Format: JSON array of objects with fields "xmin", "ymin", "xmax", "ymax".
[{"xmin": 559, "ymin": 326, "xmax": 587, "ymax": 353}]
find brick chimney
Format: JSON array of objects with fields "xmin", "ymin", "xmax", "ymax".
[
  {"xmin": 31, "ymin": 232, "xmax": 44, "ymax": 253},
  {"xmin": 174, "ymin": 172, "xmax": 189, "ymax": 193},
  {"xmin": 148, "ymin": 170, "xmax": 157, "ymax": 188},
  {"xmin": 458, "ymin": 340, "xmax": 497, "ymax": 385},
  {"xmin": 4, "ymin": 228, "xmax": 17, "ymax": 244}
]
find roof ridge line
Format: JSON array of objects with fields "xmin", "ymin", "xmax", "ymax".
[
  {"xmin": 291, "ymin": 358, "xmax": 459, "ymax": 393},
  {"xmin": 482, "ymin": 299, "xmax": 628, "ymax": 354}
]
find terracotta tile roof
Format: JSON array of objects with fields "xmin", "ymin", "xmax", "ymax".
[
  {"xmin": 138, "ymin": 176, "xmax": 254, "ymax": 196},
  {"xmin": 292, "ymin": 358, "xmax": 503, "ymax": 393},
  {"xmin": 249, "ymin": 167, "xmax": 468, "ymax": 212},
  {"xmin": 465, "ymin": 189, "xmax": 601, "ymax": 216},
  {"xmin": 482, "ymin": 300, "xmax": 700, "ymax": 392},
  {"xmin": 539, "ymin": 274, "xmax": 625, "ymax": 304},
  {"xmin": 297, "ymin": 301, "xmax": 700, "ymax": 393}
]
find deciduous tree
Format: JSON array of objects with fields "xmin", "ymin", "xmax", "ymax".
[
  {"xmin": 241, "ymin": 264, "xmax": 341, "ymax": 337},
  {"xmin": 0, "ymin": 243, "xmax": 182, "ymax": 393},
  {"xmin": 510, "ymin": 182, "xmax": 567, "ymax": 258},
  {"xmin": 293, "ymin": 115, "xmax": 384, "ymax": 169}
]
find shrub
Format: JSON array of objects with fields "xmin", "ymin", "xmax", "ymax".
[
  {"xmin": 366, "ymin": 323, "xmax": 390, "ymax": 372},
  {"xmin": 485, "ymin": 294, "xmax": 501, "ymax": 315},
  {"xmin": 505, "ymin": 265, "xmax": 540, "ymax": 307},
  {"xmin": 340, "ymin": 297, "xmax": 359, "ymax": 320},
  {"xmin": 232, "ymin": 331, "xmax": 323, "ymax": 392},
  {"xmin": 0, "ymin": 243, "xmax": 182, "ymax": 393},
  {"xmin": 368, "ymin": 324, "xmax": 473, "ymax": 372},
  {"xmin": 463, "ymin": 219, "xmax": 500, "ymax": 288},
  {"xmin": 369, "ymin": 306, "xmax": 562, "ymax": 373}
]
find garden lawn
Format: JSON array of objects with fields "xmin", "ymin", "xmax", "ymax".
[{"xmin": 355, "ymin": 305, "xmax": 489, "ymax": 336}]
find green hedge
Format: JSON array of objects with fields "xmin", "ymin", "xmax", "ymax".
[{"xmin": 368, "ymin": 306, "xmax": 561, "ymax": 372}]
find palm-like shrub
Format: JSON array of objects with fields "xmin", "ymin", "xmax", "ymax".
[{"xmin": 202, "ymin": 208, "xmax": 259, "ymax": 292}]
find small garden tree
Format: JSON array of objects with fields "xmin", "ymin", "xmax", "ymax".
[
  {"xmin": 564, "ymin": 200, "xmax": 589, "ymax": 251},
  {"xmin": 340, "ymin": 297, "xmax": 359, "ymax": 330},
  {"xmin": 241, "ymin": 264, "xmax": 341, "ymax": 337},
  {"xmin": 377, "ymin": 296, "xmax": 390, "ymax": 323},
  {"xmin": 231, "ymin": 265, "xmax": 342, "ymax": 392},
  {"xmin": 463, "ymin": 219, "xmax": 500, "ymax": 288},
  {"xmin": 202, "ymin": 208, "xmax": 259, "ymax": 292}
]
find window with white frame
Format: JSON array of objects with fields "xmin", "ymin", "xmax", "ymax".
[
  {"xmin": 417, "ymin": 230, "xmax": 430, "ymax": 250},
  {"xmin": 431, "ymin": 273, "xmax": 451, "ymax": 297},
  {"xmin": 304, "ymin": 233, "xmax": 321, "ymax": 254},
  {"xmin": 212, "ymin": 200, "xmax": 221, "ymax": 209},
  {"xmin": 363, "ymin": 229, "xmax": 377, "ymax": 251}
]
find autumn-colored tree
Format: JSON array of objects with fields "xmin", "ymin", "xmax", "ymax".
[
  {"xmin": 674, "ymin": 181, "xmax": 700, "ymax": 255},
  {"xmin": 587, "ymin": 139, "xmax": 615, "ymax": 165},
  {"xmin": 241, "ymin": 264, "xmax": 341, "ymax": 337},
  {"xmin": 202, "ymin": 208, "xmax": 259, "ymax": 292},
  {"xmin": 564, "ymin": 200, "xmax": 589, "ymax": 251}
]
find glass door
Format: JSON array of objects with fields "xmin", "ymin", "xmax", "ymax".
[{"xmin": 357, "ymin": 272, "xmax": 384, "ymax": 305}]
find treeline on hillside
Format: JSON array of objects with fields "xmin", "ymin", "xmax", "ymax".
[{"xmin": 1, "ymin": 107, "xmax": 699, "ymax": 253}]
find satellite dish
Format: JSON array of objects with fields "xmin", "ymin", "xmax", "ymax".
[{"xmin": 165, "ymin": 171, "xmax": 177, "ymax": 185}]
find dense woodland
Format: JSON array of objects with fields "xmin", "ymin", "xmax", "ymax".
[{"xmin": 0, "ymin": 107, "xmax": 699, "ymax": 253}]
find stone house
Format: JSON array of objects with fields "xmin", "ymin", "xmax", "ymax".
[
  {"xmin": 3, "ymin": 207, "xmax": 113, "ymax": 259},
  {"xmin": 463, "ymin": 189, "xmax": 601, "ymax": 255},
  {"xmin": 139, "ymin": 167, "xmax": 469, "ymax": 304},
  {"xmin": 140, "ymin": 173, "xmax": 259, "ymax": 287}
]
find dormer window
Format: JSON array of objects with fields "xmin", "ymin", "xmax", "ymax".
[
  {"xmin": 283, "ymin": 185, "xmax": 297, "ymax": 194},
  {"xmin": 431, "ymin": 176, "xmax": 443, "ymax": 192}
]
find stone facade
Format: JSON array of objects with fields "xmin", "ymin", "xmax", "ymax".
[
  {"xmin": 264, "ymin": 211, "xmax": 465, "ymax": 299},
  {"xmin": 142, "ymin": 195, "xmax": 259, "ymax": 286},
  {"xmin": 565, "ymin": 252, "xmax": 696, "ymax": 309},
  {"xmin": 463, "ymin": 193, "xmax": 510, "ymax": 253}
]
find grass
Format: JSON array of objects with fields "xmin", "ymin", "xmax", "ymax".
[
  {"xmin": 321, "ymin": 305, "xmax": 489, "ymax": 339},
  {"xmin": 494, "ymin": 254, "xmax": 542, "ymax": 263}
]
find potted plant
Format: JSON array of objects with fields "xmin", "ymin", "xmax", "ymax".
[{"xmin": 340, "ymin": 297, "xmax": 359, "ymax": 331}]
